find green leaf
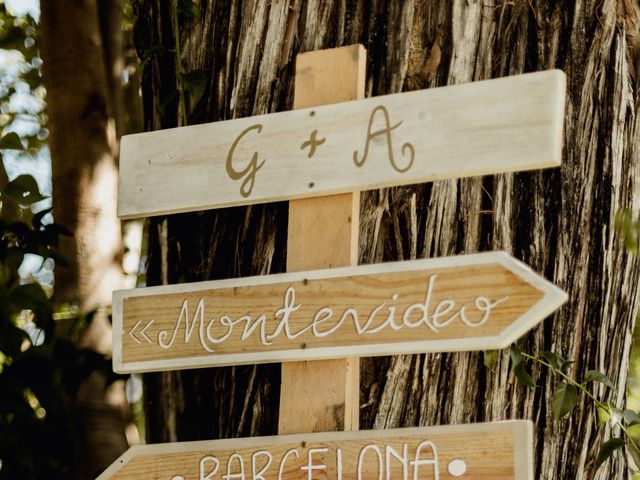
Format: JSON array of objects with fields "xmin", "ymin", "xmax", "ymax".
[
  {"xmin": 181, "ymin": 69, "xmax": 207, "ymax": 110},
  {"xmin": 614, "ymin": 209, "xmax": 632, "ymax": 231},
  {"xmin": 552, "ymin": 381, "xmax": 578, "ymax": 420},
  {"xmin": 483, "ymin": 350, "xmax": 498, "ymax": 371},
  {"xmin": 595, "ymin": 438, "xmax": 625, "ymax": 470},
  {"xmin": 9, "ymin": 283, "xmax": 51, "ymax": 313},
  {"xmin": 3, "ymin": 174, "xmax": 47, "ymax": 205},
  {"xmin": 509, "ymin": 344, "xmax": 522, "ymax": 370},
  {"xmin": 583, "ymin": 370, "xmax": 615, "ymax": 388},
  {"xmin": 624, "ymin": 409, "xmax": 640, "ymax": 426},
  {"xmin": 615, "ymin": 208, "xmax": 640, "ymax": 253},
  {"xmin": 0, "ymin": 131, "xmax": 23, "ymax": 150},
  {"xmin": 541, "ymin": 351, "xmax": 572, "ymax": 372},
  {"xmin": 514, "ymin": 363, "xmax": 537, "ymax": 388},
  {"xmin": 596, "ymin": 403, "xmax": 611, "ymax": 426},
  {"xmin": 541, "ymin": 351, "xmax": 561, "ymax": 369}
]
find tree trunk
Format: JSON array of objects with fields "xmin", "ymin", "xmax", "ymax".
[
  {"xmin": 41, "ymin": 1, "xmax": 128, "ymax": 314},
  {"xmin": 133, "ymin": 1, "xmax": 640, "ymax": 478},
  {"xmin": 40, "ymin": 2, "xmax": 131, "ymax": 478}
]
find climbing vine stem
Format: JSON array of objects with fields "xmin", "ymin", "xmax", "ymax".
[{"xmin": 506, "ymin": 344, "xmax": 640, "ymax": 470}]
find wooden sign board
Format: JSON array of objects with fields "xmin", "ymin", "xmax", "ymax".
[
  {"xmin": 96, "ymin": 421, "xmax": 533, "ymax": 480},
  {"xmin": 117, "ymin": 70, "xmax": 565, "ymax": 219},
  {"xmin": 112, "ymin": 251, "xmax": 566, "ymax": 373}
]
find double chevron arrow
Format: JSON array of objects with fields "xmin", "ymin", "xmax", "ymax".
[{"xmin": 127, "ymin": 319, "xmax": 153, "ymax": 344}]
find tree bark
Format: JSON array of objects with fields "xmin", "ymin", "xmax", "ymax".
[
  {"xmin": 40, "ymin": 2, "xmax": 131, "ymax": 478},
  {"xmin": 133, "ymin": 1, "xmax": 640, "ymax": 478},
  {"xmin": 41, "ymin": 1, "xmax": 127, "ymax": 313}
]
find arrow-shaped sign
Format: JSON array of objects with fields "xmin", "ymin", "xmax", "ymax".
[
  {"xmin": 97, "ymin": 421, "xmax": 532, "ymax": 480},
  {"xmin": 117, "ymin": 70, "xmax": 565, "ymax": 219},
  {"xmin": 112, "ymin": 252, "xmax": 566, "ymax": 374}
]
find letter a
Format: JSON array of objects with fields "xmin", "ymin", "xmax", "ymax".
[{"xmin": 353, "ymin": 105, "xmax": 415, "ymax": 173}]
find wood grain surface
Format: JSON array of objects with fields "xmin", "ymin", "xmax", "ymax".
[
  {"xmin": 112, "ymin": 252, "xmax": 567, "ymax": 373},
  {"xmin": 117, "ymin": 70, "xmax": 565, "ymax": 219},
  {"xmin": 279, "ymin": 44, "xmax": 364, "ymax": 435},
  {"xmin": 96, "ymin": 421, "xmax": 533, "ymax": 480}
]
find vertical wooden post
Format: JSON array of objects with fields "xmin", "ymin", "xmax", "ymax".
[{"xmin": 278, "ymin": 45, "xmax": 366, "ymax": 434}]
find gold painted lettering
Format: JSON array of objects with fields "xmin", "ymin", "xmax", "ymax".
[
  {"xmin": 353, "ymin": 105, "xmax": 415, "ymax": 173},
  {"xmin": 226, "ymin": 124, "xmax": 266, "ymax": 197}
]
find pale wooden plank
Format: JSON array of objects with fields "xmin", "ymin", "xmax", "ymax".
[
  {"xmin": 117, "ymin": 69, "xmax": 566, "ymax": 219},
  {"xmin": 286, "ymin": 193, "xmax": 359, "ymax": 271},
  {"xmin": 111, "ymin": 251, "xmax": 568, "ymax": 373},
  {"xmin": 279, "ymin": 44, "xmax": 365, "ymax": 435},
  {"xmin": 96, "ymin": 421, "xmax": 533, "ymax": 480}
]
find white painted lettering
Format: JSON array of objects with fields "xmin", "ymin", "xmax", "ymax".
[
  {"xmin": 206, "ymin": 315, "xmax": 234, "ymax": 345},
  {"xmin": 158, "ymin": 299, "xmax": 216, "ymax": 353},
  {"xmin": 386, "ymin": 444, "xmax": 409, "ymax": 480},
  {"xmin": 431, "ymin": 299, "xmax": 457, "ymax": 328},
  {"xmin": 241, "ymin": 314, "xmax": 271, "ymax": 344},
  {"xmin": 311, "ymin": 307, "xmax": 333, "ymax": 337},
  {"xmin": 278, "ymin": 448, "xmax": 299, "ymax": 480},
  {"xmin": 200, "ymin": 455, "xmax": 220, "ymax": 480},
  {"xmin": 301, "ymin": 447, "xmax": 328, "ymax": 480},
  {"xmin": 268, "ymin": 287, "xmax": 306, "ymax": 340},
  {"xmin": 354, "ymin": 303, "xmax": 385, "ymax": 334},
  {"xmin": 410, "ymin": 441, "xmax": 439, "ymax": 480},
  {"xmin": 154, "ymin": 275, "xmax": 510, "ymax": 353},
  {"xmin": 402, "ymin": 274, "xmax": 439, "ymax": 332},
  {"xmin": 223, "ymin": 453, "xmax": 246, "ymax": 480},
  {"xmin": 312, "ymin": 307, "xmax": 341, "ymax": 337},
  {"xmin": 358, "ymin": 444, "xmax": 383, "ymax": 480},
  {"xmin": 460, "ymin": 296, "xmax": 508, "ymax": 327},
  {"xmin": 251, "ymin": 450, "xmax": 272, "ymax": 480}
]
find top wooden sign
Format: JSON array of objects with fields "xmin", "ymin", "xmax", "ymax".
[{"xmin": 118, "ymin": 70, "xmax": 565, "ymax": 219}]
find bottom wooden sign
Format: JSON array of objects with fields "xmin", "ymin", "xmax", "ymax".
[{"xmin": 97, "ymin": 421, "xmax": 532, "ymax": 479}]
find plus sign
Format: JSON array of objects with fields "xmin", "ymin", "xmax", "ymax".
[{"xmin": 300, "ymin": 129, "xmax": 326, "ymax": 158}]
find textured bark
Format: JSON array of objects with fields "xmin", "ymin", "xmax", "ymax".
[
  {"xmin": 133, "ymin": 1, "xmax": 640, "ymax": 478},
  {"xmin": 40, "ymin": 2, "xmax": 131, "ymax": 478},
  {"xmin": 40, "ymin": 0, "xmax": 128, "ymax": 347}
]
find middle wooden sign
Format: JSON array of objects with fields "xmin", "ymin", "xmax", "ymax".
[{"xmin": 113, "ymin": 251, "xmax": 566, "ymax": 373}]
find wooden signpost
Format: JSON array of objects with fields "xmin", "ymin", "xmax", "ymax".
[
  {"xmin": 96, "ymin": 422, "xmax": 532, "ymax": 480},
  {"xmin": 113, "ymin": 252, "xmax": 567, "ymax": 373},
  {"xmin": 102, "ymin": 44, "xmax": 567, "ymax": 480}
]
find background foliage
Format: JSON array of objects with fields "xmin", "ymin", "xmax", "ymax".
[{"xmin": 0, "ymin": 3, "xmax": 119, "ymax": 479}]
